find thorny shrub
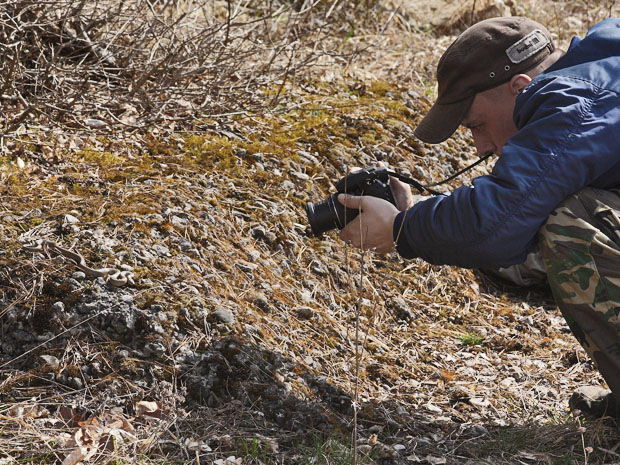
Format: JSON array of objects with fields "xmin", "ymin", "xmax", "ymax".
[{"xmin": 0, "ymin": 0, "xmax": 387, "ymax": 131}]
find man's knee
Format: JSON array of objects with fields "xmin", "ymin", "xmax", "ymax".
[
  {"xmin": 539, "ymin": 188, "xmax": 606, "ymax": 254},
  {"xmin": 539, "ymin": 187, "xmax": 620, "ymax": 256}
]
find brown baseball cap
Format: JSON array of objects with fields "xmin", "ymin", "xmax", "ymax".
[{"xmin": 415, "ymin": 17, "xmax": 555, "ymax": 144}]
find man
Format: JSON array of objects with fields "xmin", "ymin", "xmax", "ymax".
[{"xmin": 338, "ymin": 17, "xmax": 620, "ymax": 417}]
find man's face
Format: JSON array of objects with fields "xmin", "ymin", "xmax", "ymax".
[{"xmin": 461, "ymin": 85, "xmax": 519, "ymax": 156}]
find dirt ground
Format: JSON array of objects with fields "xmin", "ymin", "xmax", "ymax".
[{"xmin": 0, "ymin": 1, "xmax": 619, "ymax": 464}]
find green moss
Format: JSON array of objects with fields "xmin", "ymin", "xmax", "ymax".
[
  {"xmin": 79, "ymin": 148, "xmax": 126, "ymax": 168},
  {"xmin": 459, "ymin": 332, "xmax": 485, "ymax": 346},
  {"xmin": 183, "ymin": 134, "xmax": 237, "ymax": 168},
  {"xmin": 368, "ymin": 79, "xmax": 393, "ymax": 97},
  {"xmin": 5, "ymin": 173, "xmax": 23, "ymax": 186},
  {"xmin": 144, "ymin": 134, "xmax": 176, "ymax": 157},
  {"xmin": 67, "ymin": 183, "xmax": 98, "ymax": 196}
]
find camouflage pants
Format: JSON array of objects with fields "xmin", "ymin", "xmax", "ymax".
[{"xmin": 539, "ymin": 188, "xmax": 620, "ymax": 404}]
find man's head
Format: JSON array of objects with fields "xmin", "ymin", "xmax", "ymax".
[{"xmin": 415, "ymin": 17, "xmax": 557, "ymax": 151}]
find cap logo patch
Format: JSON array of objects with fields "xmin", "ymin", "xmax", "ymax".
[{"xmin": 505, "ymin": 29, "xmax": 549, "ymax": 64}]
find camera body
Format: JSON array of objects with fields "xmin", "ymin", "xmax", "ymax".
[{"xmin": 305, "ymin": 166, "xmax": 397, "ymax": 236}]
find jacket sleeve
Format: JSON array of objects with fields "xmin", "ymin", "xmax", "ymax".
[{"xmin": 394, "ymin": 76, "xmax": 620, "ymax": 269}]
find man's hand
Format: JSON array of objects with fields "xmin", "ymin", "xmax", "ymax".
[
  {"xmin": 346, "ymin": 162, "xmax": 414, "ymax": 211},
  {"xmin": 338, "ymin": 194, "xmax": 400, "ymax": 253},
  {"xmin": 389, "ymin": 175, "xmax": 415, "ymax": 211}
]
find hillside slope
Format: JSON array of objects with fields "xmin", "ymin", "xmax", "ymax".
[{"xmin": 0, "ymin": 1, "xmax": 618, "ymax": 464}]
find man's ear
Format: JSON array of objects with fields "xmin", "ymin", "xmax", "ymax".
[{"xmin": 509, "ymin": 74, "xmax": 532, "ymax": 96}]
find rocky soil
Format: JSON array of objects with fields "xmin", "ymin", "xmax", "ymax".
[{"xmin": 0, "ymin": 1, "xmax": 619, "ymax": 464}]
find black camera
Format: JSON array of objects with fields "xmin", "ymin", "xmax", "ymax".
[{"xmin": 305, "ymin": 166, "xmax": 397, "ymax": 236}]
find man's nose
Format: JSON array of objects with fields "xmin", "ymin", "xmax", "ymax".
[{"xmin": 473, "ymin": 138, "xmax": 495, "ymax": 156}]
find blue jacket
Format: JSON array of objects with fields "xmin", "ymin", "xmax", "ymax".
[{"xmin": 394, "ymin": 18, "xmax": 620, "ymax": 269}]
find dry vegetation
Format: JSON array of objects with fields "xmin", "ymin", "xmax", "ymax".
[{"xmin": 0, "ymin": 1, "xmax": 619, "ymax": 464}]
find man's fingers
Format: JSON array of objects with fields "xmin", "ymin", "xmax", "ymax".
[
  {"xmin": 346, "ymin": 166, "xmax": 363, "ymax": 174},
  {"xmin": 339, "ymin": 217, "xmax": 361, "ymax": 245},
  {"xmin": 389, "ymin": 177, "xmax": 414, "ymax": 211},
  {"xmin": 337, "ymin": 193, "xmax": 362, "ymax": 209}
]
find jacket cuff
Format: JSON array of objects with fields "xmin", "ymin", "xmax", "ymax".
[{"xmin": 393, "ymin": 210, "xmax": 416, "ymax": 259}]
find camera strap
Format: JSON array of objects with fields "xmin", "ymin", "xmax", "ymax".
[
  {"xmin": 387, "ymin": 171, "xmax": 443, "ymax": 196},
  {"xmin": 387, "ymin": 152, "xmax": 494, "ymax": 196}
]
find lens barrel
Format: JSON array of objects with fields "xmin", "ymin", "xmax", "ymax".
[{"xmin": 305, "ymin": 194, "xmax": 359, "ymax": 236}]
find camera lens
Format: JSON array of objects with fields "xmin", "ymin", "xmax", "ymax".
[{"xmin": 305, "ymin": 194, "xmax": 359, "ymax": 236}]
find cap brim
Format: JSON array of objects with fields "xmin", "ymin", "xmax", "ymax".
[{"xmin": 414, "ymin": 95, "xmax": 475, "ymax": 144}]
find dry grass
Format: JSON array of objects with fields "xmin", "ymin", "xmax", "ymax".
[
  {"xmin": 0, "ymin": 1, "xmax": 619, "ymax": 464},
  {"xmin": 0, "ymin": 0, "xmax": 389, "ymax": 132}
]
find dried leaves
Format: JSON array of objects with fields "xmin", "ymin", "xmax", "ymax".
[{"xmin": 2, "ymin": 401, "xmax": 169, "ymax": 464}]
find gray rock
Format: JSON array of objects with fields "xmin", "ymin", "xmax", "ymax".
[
  {"xmin": 40, "ymin": 355, "xmax": 60, "ymax": 368},
  {"xmin": 152, "ymin": 244, "xmax": 170, "ymax": 257},
  {"xmin": 291, "ymin": 171, "xmax": 309, "ymax": 181},
  {"xmin": 251, "ymin": 226, "xmax": 277, "ymax": 244},
  {"xmin": 149, "ymin": 213, "xmax": 165, "ymax": 224},
  {"xmin": 389, "ymin": 296, "xmax": 414, "ymax": 321},
  {"xmin": 213, "ymin": 307, "xmax": 235, "ymax": 324},
  {"xmin": 52, "ymin": 301, "xmax": 65, "ymax": 312},
  {"xmin": 414, "ymin": 165, "xmax": 429, "ymax": 179},
  {"xmin": 280, "ymin": 180, "xmax": 295, "ymax": 191},
  {"xmin": 71, "ymin": 377, "xmax": 84, "ymax": 389},
  {"xmin": 461, "ymin": 424, "xmax": 488, "ymax": 437},
  {"xmin": 237, "ymin": 262, "xmax": 258, "ymax": 272},
  {"xmin": 150, "ymin": 322, "xmax": 166, "ymax": 334},
  {"xmin": 2, "ymin": 342, "xmax": 15, "ymax": 354},
  {"xmin": 144, "ymin": 342, "xmax": 166, "ymax": 357},
  {"xmin": 72, "ymin": 271, "xmax": 86, "ymax": 280},
  {"xmin": 137, "ymin": 249, "xmax": 156, "ymax": 262},
  {"xmin": 178, "ymin": 239, "xmax": 193, "ymax": 251},
  {"xmin": 171, "ymin": 215, "xmax": 189, "ymax": 227},
  {"xmin": 294, "ymin": 306, "xmax": 315, "ymax": 320},
  {"xmin": 373, "ymin": 148, "xmax": 387, "ymax": 160},
  {"xmin": 569, "ymin": 386, "xmax": 620, "ymax": 419},
  {"xmin": 79, "ymin": 301, "xmax": 99, "ymax": 314},
  {"xmin": 36, "ymin": 332, "xmax": 54, "ymax": 342},
  {"xmin": 14, "ymin": 330, "xmax": 33, "ymax": 342},
  {"xmin": 297, "ymin": 150, "xmax": 319, "ymax": 165},
  {"xmin": 110, "ymin": 311, "xmax": 136, "ymax": 333},
  {"xmin": 64, "ymin": 214, "xmax": 80, "ymax": 224},
  {"xmin": 89, "ymin": 362, "xmax": 102, "ymax": 375},
  {"xmin": 253, "ymin": 293, "xmax": 270, "ymax": 312},
  {"xmin": 311, "ymin": 261, "xmax": 327, "ymax": 276}
]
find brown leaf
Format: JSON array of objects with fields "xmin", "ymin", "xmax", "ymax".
[
  {"xmin": 136, "ymin": 400, "xmax": 165, "ymax": 419},
  {"xmin": 440, "ymin": 370, "xmax": 456, "ymax": 383},
  {"xmin": 58, "ymin": 407, "xmax": 86, "ymax": 427},
  {"xmin": 8, "ymin": 404, "xmax": 49, "ymax": 419},
  {"xmin": 75, "ymin": 427, "xmax": 97, "ymax": 447},
  {"xmin": 62, "ymin": 447, "xmax": 88, "ymax": 465},
  {"xmin": 424, "ymin": 456, "xmax": 447, "ymax": 465},
  {"xmin": 106, "ymin": 416, "xmax": 136, "ymax": 435}
]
